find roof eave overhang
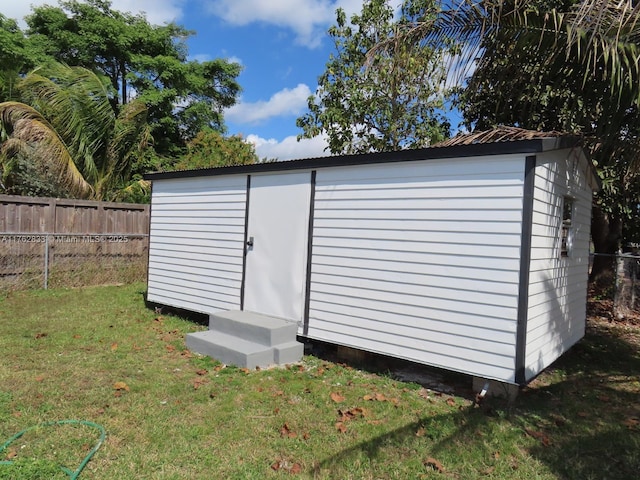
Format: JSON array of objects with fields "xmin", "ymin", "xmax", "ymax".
[{"xmin": 144, "ymin": 135, "xmax": 584, "ymax": 181}]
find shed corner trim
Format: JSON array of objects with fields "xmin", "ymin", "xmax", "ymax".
[{"xmin": 515, "ymin": 155, "xmax": 536, "ymax": 385}]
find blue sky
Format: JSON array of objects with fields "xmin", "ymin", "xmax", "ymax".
[{"xmin": 2, "ymin": 0, "xmax": 391, "ymax": 160}]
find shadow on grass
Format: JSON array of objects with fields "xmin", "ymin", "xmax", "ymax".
[
  {"xmin": 141, "ymin": 290, "xmax": 209, "ymax": 326},
  {"xmin": 314, "ymin": 320, "xmax": 640, "ymax": 479}
]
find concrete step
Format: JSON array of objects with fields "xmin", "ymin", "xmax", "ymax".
[
  {"xmin": 186, "ymin": 330, "xmax": 275, "ymax": 370},
  {"xmin": 186, "ymin": 310, "xmax": 304, "ymax": 369},
  {"xmin": 209, "ymin": 310, "xmax": 298, "ymax": 347},
  {"xmin": 274, "ymin": 341, "xmax": 305, "ymax": 365}
]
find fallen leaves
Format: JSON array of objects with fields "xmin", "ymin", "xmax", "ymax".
[
  {"xmin": 278, "ymin": 423, "xmax": 309, "ymax": 441},
  {"xmin": 330, "ymin": 392, "xmax": 345, "ymax": 403},
  {"xmin": 280, "ymin": 423, "xmax": 297, "ymax": 439},
  {"xmin": 193, "ymin": 376, "xmax": 209, "ymax": 390},
  {"xmin": 338, "ymin": 407, "xmax": 366, "ymax": 421},
  {"xmin": 363, "ymin": 392, "xmax": 399, "ymax": 406},
  {"xmin": 524, "ymin": 428, "xmax": 551, "ymax": 446},
  {"xmin": 424, "ymin": 457, "xmax": 445, "ymax": 473},
  {"xmin": 623, "ymin": 417, "xmax": 639, "ymax": 430},
  {"xmin": 3, "ymin": 448, "xmax": 17, "ymax": 461},
  {"xmin": 113, "ymin": 382, "xmax": 129, "ymax": 393},
  {"xmin": 334, "ymin": 406, "xmax": 367, "ymax": 433},
  {"xmin": 271, "ymin": 459, "xmax": 302, "ymax": 474}
]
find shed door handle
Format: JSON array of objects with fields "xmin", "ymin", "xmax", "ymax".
[{"xmin": 246, "ymin": 236, "xmax": 254, "ymax": 247}]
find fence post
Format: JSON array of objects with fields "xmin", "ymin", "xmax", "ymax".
[{"xmin": 44, "ymin": 234, "xmax": 49, "ymax": 290}]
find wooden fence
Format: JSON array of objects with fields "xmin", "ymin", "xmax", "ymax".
[
  {"xmin": 0, "ymin": 195, "xmax": 150, "ymax": 291},
  {"xmin": 0, "ymin": 194, "xmax": 149, "ymax": 234}
]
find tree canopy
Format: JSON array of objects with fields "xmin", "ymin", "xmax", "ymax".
[
  {"xmin": 297, "ymin": 0, "xmax": 451, "ymax": 155},
  {"xmin": 376, "ymin": 0, "xmax": 640, "ymax": 276},
  {"xmin": 24, "ymin": 0, "xmax": 242, "ymax": 156},
  {"xmin": 0, "ymin": 0, "xmax": 254, "ymax": 201},
  {"xmin": 0, "ymin": 64, "xmax": 150, "ymax": 200},
  {"xmin": 174, "ymin": 130, "xmax": 259, "ymax": 171}
]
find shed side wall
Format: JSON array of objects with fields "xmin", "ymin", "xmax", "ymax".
[
  {"xmin": 306, "ymin": 155, "xmax": 526, "ymax": 382},
  {"xmin": 525, "ymin": 149, "xmax": 592, "ymax": 380},
  {"xmin": 147, "ymin": 176, "xmax": 247, "ymax": 313}
]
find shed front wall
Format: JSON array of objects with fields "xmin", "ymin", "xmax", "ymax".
[
  {"xmin": 305, "ymin": 154, "xmax": 528, "ymax": 382},
  {"xmin": 147, "ymin": 175, "xmax": 247, "ymax": 313},
  {"xmin": 524, "ymin": 149, "xmax": 593, "ymax": 380}
]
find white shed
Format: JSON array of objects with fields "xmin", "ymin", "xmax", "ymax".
[{"xmin": 144, "ymin": 132, "xmax": 599, "ymax": 385}]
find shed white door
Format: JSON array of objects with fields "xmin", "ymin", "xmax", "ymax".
[{"xmin": 243, "ymin": 172, "xmax": 311, "ymax": 323}]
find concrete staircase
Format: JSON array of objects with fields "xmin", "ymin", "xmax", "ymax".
[{"xmin": 185, "ymin": 310, "xmax": 304, "ymax": 369}]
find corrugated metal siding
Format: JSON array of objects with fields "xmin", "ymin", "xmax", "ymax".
[
  {"xmin": 306, "ymin": 155, "xmax": 526, "ymax": 382},
  {"xmin": 525, "ymin": 149, "xmax": 592, "ymax": 380},
  {"xmin": 147, "ymin": 175, "xmax": 247, "ymax": 313}
]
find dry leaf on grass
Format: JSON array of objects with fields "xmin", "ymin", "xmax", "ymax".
[
  {"xmin": 4, "ymin": 449, "xmax": 18, "ymax": 460},
  {"xmin": 330, "ymin": 392, "xmax": 345, "ymax": 403},
  {"xmin": 424, "ymin": 457, "xmax": 445, "ymax": 473},
  {"xmin": 524, "ymin": 428, "xmax": 551, "ymax": 446},
  {"xmin": 271, "ymin": 459, "xmax": 302, "ymax": 474},
  {"xmin": 113, "ymin": 381, "xmax": 129, "ymax": 391},
  {"xmin": 193, "ymin": 377, "xmax": 208, "ymax": 390},
  {"xmin": 280, "ymin": 423, "xmax": 297, "ymax": 439},
  {"xmin": 337, "ymin": 407, "xmax": 366, "ymax": 421}
]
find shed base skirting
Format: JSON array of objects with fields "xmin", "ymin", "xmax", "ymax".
[
  {"xmin": 185, "ymin": 310, "xmax": 303, "ymax": 369},
  {"xmin": 472, "ymin": 377, "xmax": 520, "ymax": 401}
]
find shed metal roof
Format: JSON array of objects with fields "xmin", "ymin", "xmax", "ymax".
[{"xmin": 144, "ymin": 130, "xmax": 584, "ymax": 181}]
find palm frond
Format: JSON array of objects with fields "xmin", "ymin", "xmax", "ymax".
[
  {"xmin": 432, "ymin": 126, "xmax": 567, "ymax": 147},
  {"xmin": 377, "ymin": 1, "xmax": 640, "ymax": 109},
  {"xmin": 0, "ymin": 101, "xmax": 93, "ymax": 197},
  {"xmin": 19, "ymin": 64, "xmax": 116, "ymax": 184}
]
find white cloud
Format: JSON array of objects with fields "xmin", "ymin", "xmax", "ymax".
[
  {"xmin": 191, "ymin": 54, "xmax": 213, "ymax": 63},
  {"xmin": 226, "ymin": 84, "xmax": 311, "ymax": 124},
  {"xmin": 247, "ymin": 133, "xmax": 330, "ymax": 160},
  {"xmin": 207, "ymin": 0, "xmax": 365, "ymax": 48},
  {"xmin": 1, "ymin": 0, "xmax": 184, "ymax": 28},
  {"xmin": 226, "ymin": 56, "xmax": 243, "ymax": 67},
  {"xmin": 110, "ymin": 0, "xmax": 185, "ymax": 24}
]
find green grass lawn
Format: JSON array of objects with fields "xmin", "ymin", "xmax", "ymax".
[{"xmin": 0, "ymin": 284, "xmax": 638, "ymax": 479}]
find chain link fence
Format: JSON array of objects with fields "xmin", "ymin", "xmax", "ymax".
[
  {"xmin": 0, "ymin": 233, "xmax": 148, "ymax": 294},
  {"xmin": 590, "ymin": 252, "xmax": 640, "ymax": 319},
  {"xmin": 613, "ymin": 253, "xmax": 640, "ymax": 317}
]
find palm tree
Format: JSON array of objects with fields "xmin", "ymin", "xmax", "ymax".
[
  {"xmin": 378, "ymin": 0, "xmax": 640, "ymax": 280},
  {"xmin": 0, "ymin": 63, "xmax": 151, "ymax": 200}
]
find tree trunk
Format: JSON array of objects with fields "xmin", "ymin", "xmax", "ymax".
[
  {"xmin": 590, "ymin": 202, "xmax": 622, "ymax": 290},
  {"xmin": 120, "ymin": 60, "xmax": 127, "ymax": 105}
]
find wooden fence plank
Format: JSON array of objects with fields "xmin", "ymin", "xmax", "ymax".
[{"xmin": 0, "ymin": 194, "xmax": 149, "ymax": 234}]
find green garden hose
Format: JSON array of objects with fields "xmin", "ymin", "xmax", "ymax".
[{"xmin": 0, "ymin": 420, "xmax": 106, "ymax": 479}]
